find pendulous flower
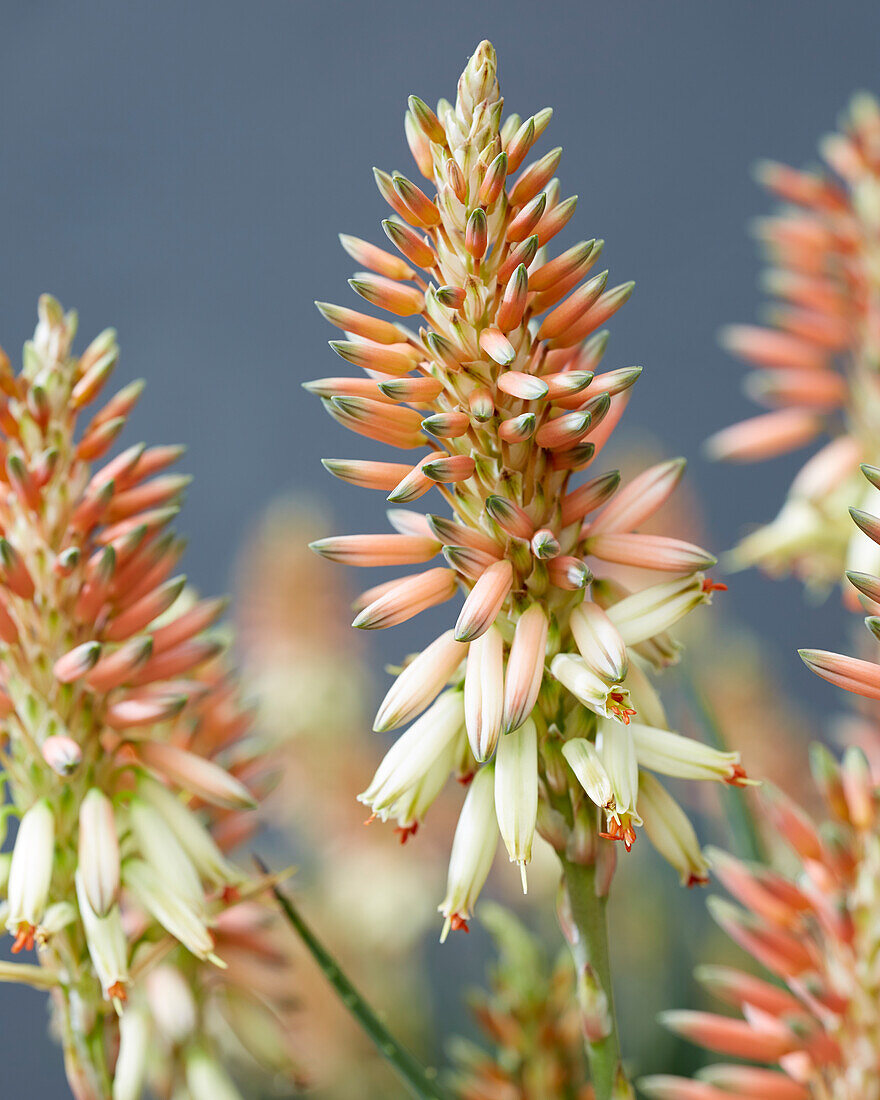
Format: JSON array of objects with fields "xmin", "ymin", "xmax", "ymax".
[
  {"xmin": 307, "ymin": 41, "xmax": 742, "ymax": 932},
  {"xmin": 708, "ymin": 92, "xmax": 880, "ymax": 599}
]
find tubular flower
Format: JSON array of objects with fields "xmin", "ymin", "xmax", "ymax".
[
  {"xmin": 308, "ymin": 40, "xmax": 739, "ymax": 941},
  {"xmin": 708, "ymin": 92, "xmax": 880, "ymax": 599},
  {"xmin": 641, "ymin": 746, "xmax": 880, "ymax": 1100},
  {"xmin": 0, "ymin": 297, "xmax": 289, "ymax": 1098}
]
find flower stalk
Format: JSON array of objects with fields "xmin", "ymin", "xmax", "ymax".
[{"xmin": 559, "ymin": 858, "xmax": 629, "ymax": 1100}]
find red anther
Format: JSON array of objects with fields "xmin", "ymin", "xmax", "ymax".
[
  {"xmin": 600, "ymin": 818, "xmax": 637, "ymax": 851},
  {"xmin": 702, "ymin": 578, "xmax": 728, "ymax": 593},
  {"xmin": 609, "ymin": 692, "xmax": 637, "ymax": 725},
  {"xmin": 687, "ymin": 872, "xmax": 710, "ymax": 888},
  {"xmin": 221, "ymin": 885, "xmax": 241, "ymax": 905},
  {"xmin": 363, "ymin": 812, "xmax": 377, "ymax": 826},
  {"xmin": 725, "ymin": 763, "xmax": 750, "ymax": 788},
  {"xmin": 456, "ymin": 771, "xmax": 476, "ymax": 787},
  {"xmin": 448, "ymin": 914, "xmax": 469, "ymax": 934},
  {"xmin": 11, "ymin": 923, "xmax": 35, "ymax": 954},
  {"xmin": 394, "ymin": 823, "xmax": 419, "ymax": 844},
  {"xmin": 108, "ymin": 981, "xmax": 128, "ymax": 1003}
]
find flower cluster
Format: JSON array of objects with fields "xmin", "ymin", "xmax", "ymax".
[
  {"xmin": 641, "ymin": 746, "xmax": 880, "ymax": 1100},
  {"xmin": 641, "ymin": 499, "xmax": 880, "ymax": 1100},
  {"xmin": 308, "ymin": 40, "xmax": 745, "ymax": 941},
  {"xmin": 0, "ymin": 297, "xmax": 289, "ymax": 1098},
  {"xmin": 708, "ymin": 92, "xmax": 880, "ymax": 599},
  {"xmin": 449, "ymin": 902, "xmax": 590, "ymax": 1100}
]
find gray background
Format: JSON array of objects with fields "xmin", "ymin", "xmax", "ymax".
[{"xmin": 1, "ymin": 1, "xmax": 879, "ymax": 1094}]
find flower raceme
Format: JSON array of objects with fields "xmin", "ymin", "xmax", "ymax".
[
  {"xmin": 707, "ymin": 93, "xmax": 880, "ymax": 599},
  {"xmin": 0, "ymin": 297, "xmax": 286, "ymax": 1098},
  {"xmin": 308, "ymin": 41, "xmax": 744, "ymax": 939},
  {"xmin": 640, "ymin": 748, "xmax": 880, "ymax": 1100}
]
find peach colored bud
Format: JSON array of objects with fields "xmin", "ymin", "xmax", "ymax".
[
  {"xmin": 535, "ymin": 409, "xmax": 591, "ymax": 449},
  {"xmin": 382, "ymin": 218, "xmax": 436, "ymax": 269},
  {"xmin": 496, "ymin": 371, "xmax": 548, "ymax": 401},
  {"xmin": 530, "ymin": 239, "xmax": 597, "ymax": 293},
  {"xmin": 587, "ymin": 458, "xmax": 686, "ymax": 536},
  {"xmin": 54, "ymin": 641, "xmax": 102, "ymax": 683},
  {"xmin": 498, "ymin": 412, "xmax": 536, "ymax": 443},
  {"xmin": 504, "ymin": 117, "xmax": 535, "ymax": 173},
  {"xmin": 536, "ymin": 270, "xmax": 608, "ymax": 341},
  {"xmin": 695, "ymin": 964, "xmax": 803, "ymax": 1017},
  {"xmin": 496, "ymin": 265, "xmax": 529, "ymax": 332},
  {"xmin": 136, "ymin": 741, "xmax": 256, "ymax": 811},
  {"xmin": 478, "ymin": 327, "xmax": 515, "ymax": 365},
  {"xmin": 374, "ymin": 630, "xmax": 467, "ymax": 731},
  {"xmin": 478, "ymin": 150, "xmax": 507, "ymax": 205},
  {"xmin": 0, "ymin": 538, "xmax": 35, "ymax": 599},
  {"xmin": 353, "ymin": 567, "xmax": 457, "ymax": 629},
  {"xmin": 329, "ymin": 337, "xmax": 421, "ymax": 376},
  {"xmin": 659, "ymin": 1010, "xmax": 799, "ymax": 1061},
  {"xmin": 799, "ymin": 647, "xmax": 880, "ymax": 699},
  {"xmin": 497, "ymin": 234, "xmax": 539, "ymax": 284},
  {"xmin": 315, "ymin": 300, "xmax": 402, "ymax": 344},
  {"xmin": 309, "ymin": 533, "xmax": 439, "ymax": 568},
  {"xmin": 502, "ymin": 604, "xmax": 548, "ymax": 733},
  {"xmin": 349, "ymin": 273, "xmax": 424, "ymax": 317},
  {"xmin": 321, "ymin": 458, "xmax": 413, "ymax": 491},
  {"xmin": 547, "ymin": 281, "xmax": 635, "ymax": 349},
  {"xmin": 561, "ymin": 470, "xmax": 621, "ymax": 527},
  {"xmin": 421, "ymin": 411, "xmax": 469, "ymax": 438},
  {"xmin": 697, "ymin": 1064, "xmax": 809, "ymax": 1099},
  {"xmin": 86, "ymin": 637, "xmax": 153, "ymax": 693},
  {"xmin": 435, "ymin": 284, "xmax": 466, "ymax": 310},
  {"xmin": 104, "ymin": 576, "xmax": 186, "ymax": 642},
  {"xmin": 637, "ymin": 1078, "xmax": 730, "ymax": 1100},
  {"xmin": 506, "ymin": 192, "xmax": 547, "ymax": 242},
  {"xmin": 509, "ymin": 147, "xmax": 562, "ymax": 208},
  {"xmin": 421, "ymin": 454, "xmax": 476, "ymax": 483},
  {"xmin": 324, "ymin": 396, "xmax": 424, "ymax": 449},
  {"xmin": 705, "ymin": 408, "xmax": 822, "ymax": 462},
  {"xmin": 465, "ymin": 209, "xmax": 487, "ymax": 260},
  {"xmin": 404, "ymin": 111, "xmax": 433, "ymax": 178},
  {"xmin": 302, "ymin": 377, "xmax": 395, "ymax": 402},
  {"xmin": 464, "ymin": 625, "xmax": 504, "ymax": 761},
  {"xmin": 339, "ymin": 233, "xmax": 414, "ymax": 281},
  {"xmin": 720, "ymin": 323, "xmax": 827, "ymax": 370},
  {"xmin": 534, "ymin": 194, "xmax": 578, "ymax": 246},
  {"xmin": 392, "ymin": 173, "xmax": 441, "ymax": 228},
  {"xmin": 41, "ymin": 735, "xmax": 82, "ymax": 776},
  {"xmin": 547, "ymin": 556, "xmax": 591, "ymax": 589},
  {"xmin": 378, "ymin": 377, "xmax": 444, "ymax": 403},
  {"xmin": 587, "ymin": 532, "xmax": 716, "ymax": 572},
  {"xmin": 454, "ymin": 560, "xmax": 513, "ymax": 642}
]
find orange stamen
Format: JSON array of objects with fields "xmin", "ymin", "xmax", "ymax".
[
  {"xmin": 11, "ymin": 923, "xmax": 35, "ymax": 954},
  {"xmin": 108, "ymin": 981, "xmax": 128, "ymax": 1003},
  {"xmin": 449, "ymin": 913, "xmax": 469, "ymax": 934},
  {"xmin": 702, "ymin": 578, "xmax": 728, "ymax": 594},
  {"xmin": 394, "ymin": 822, "xmax": 419, "ymax": 844},
  {"xmin": 725, "ymin": 763, "xmax": 750, "ymax": 788}
]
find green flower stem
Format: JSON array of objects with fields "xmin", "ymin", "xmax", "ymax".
[
  {"xmin": 258, "ymin": 859, "xmax": 452, "ymax": 1100},
  {"xmin": 559, "ymin": 857, "xmax": 627, "ymax": 1100}
]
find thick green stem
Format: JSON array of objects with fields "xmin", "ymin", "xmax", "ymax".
[
  {"xmin": 559, "ymin": 857, "xmax": 627, "ymax": 1100},
  {"xmin": 259, "ymin": 859, "xmax": 451, "ymax": 1100}
]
